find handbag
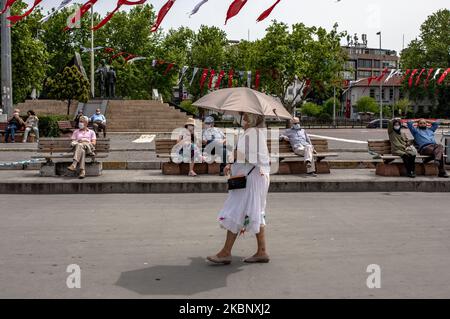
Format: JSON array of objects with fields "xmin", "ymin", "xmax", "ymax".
[{"xmin": 227, "ymin": 166, "xmax": 256, "ymax": 190}]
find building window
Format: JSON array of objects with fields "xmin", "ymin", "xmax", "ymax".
[
  {"xmin": 370, "ymin": 89, "xmax": 375, "ymax": 98},
  {"xmin": 373, "ymin": 60, "xmax": 381, "ymax": 69},
  {"xmin": 389, "ymin": 88, "xmax": 394, "ymax": 100},
  {"xmin": 383, "ymin": 60, "xmax": 397, "ymax": 69},
  {"xmin": 382, "ymin": 88, "xmax": 385, "ymax": 100},
  {"xmin": 358, "ymin": 59, "xmax": 372, "ymax": 68},
  {"xmin": 358, "ymin": 71, "xmax": 372, "ymax": 79}
]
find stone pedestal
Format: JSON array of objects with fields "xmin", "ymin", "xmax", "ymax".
[{"xmin": 40, "ymin": 162, "xmax": 102, "ymax": 177}]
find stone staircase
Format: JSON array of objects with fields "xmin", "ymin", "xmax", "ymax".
[{"xmin": 106, "ymin": 100, "xmax": 192, "ymax": 132}]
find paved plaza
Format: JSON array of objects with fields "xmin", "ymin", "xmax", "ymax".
[{"xmin": 1, "ymin": 193, "xmax": 449, "ymax": 298}]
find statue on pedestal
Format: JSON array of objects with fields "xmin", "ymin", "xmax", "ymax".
[
  {"xmin": 95, "ymin": 59, "xmax": 109, "ymax": 98},
  {"xmin": 107, "ymin": 67, "xmax": 117, "ymax": 98}
]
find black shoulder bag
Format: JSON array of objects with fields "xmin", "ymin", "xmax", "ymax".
[{"xmin": 227, "ymin": 165, "xmax": 256, "ymax": 190}]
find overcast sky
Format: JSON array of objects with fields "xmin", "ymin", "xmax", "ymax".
[{"xmin": 38, "ymin": 0, "xmax": 449, "ymax": 54}]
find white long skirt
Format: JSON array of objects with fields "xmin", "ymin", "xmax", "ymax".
[{"xmin": 218, "ymin": 163, "xmax": 270, "ymax": 236}]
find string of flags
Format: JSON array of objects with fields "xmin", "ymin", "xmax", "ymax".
[{"xmin": 0, "ymin": 0, "xmax": 283, "ymax": 31}]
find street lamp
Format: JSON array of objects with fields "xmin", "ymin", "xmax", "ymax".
[
  {"xmin": 377, "ymin": 31, "xmax": 383, "ymax": 128},
  {"xmin": 1, "ymin": 0, "xmax": 13, "ymax": 116}
]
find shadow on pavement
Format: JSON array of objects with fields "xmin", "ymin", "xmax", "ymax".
[{"xmin": 115, "ymin": 257, "xmax": 246, "ymax": 295}]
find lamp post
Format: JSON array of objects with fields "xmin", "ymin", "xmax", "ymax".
[
  {"xmin": 90, "ymin": 5, "xmax": 95, "ymax": 98},
  {"xmin": 377, "ymin": 31, "xmax": 383, "ymax": 128},
  {"xmin": 1, "ymin": 0, "xmax": 13, "ymax": 116}
]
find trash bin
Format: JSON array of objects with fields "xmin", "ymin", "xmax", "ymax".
[{"xmin": 444, "ymin": 131, "xmax": 450, "ymax": 165}]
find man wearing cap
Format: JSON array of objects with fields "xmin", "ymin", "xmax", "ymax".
[
  {"xmin": 202, "ymin": 116, "xmax": 227, "ymax": 176},
  {"xmin": 280, "ymin": 117, "xmax": 316, "ymax": 176}
]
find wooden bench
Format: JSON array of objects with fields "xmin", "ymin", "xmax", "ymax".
[
  {"xmin": 0, "ymin": 122, "xmax": 26, "ymax": 142},
  {"xmin": 267, "ymin": 138, "xmax": 338, "ymax": 174},
  {"xmin": 156, "ymin": 138, "xmax": 337, "ymax": 175},
  {"xmin": 368, "ymin": 139, "xmax": 442, "ymax": 176},
  {"xmin": 57, "ymin": 120, "xmax": 75, "ymax": 136},
  {"xmin": 32, "ymin": 138, "xmax": 110, "ymax": 177}
]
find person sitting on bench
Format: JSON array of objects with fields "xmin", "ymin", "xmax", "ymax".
[
  {"xmin": 23, "ymin": 110, "xmax": 39, "ymax": 143},
  {"xmin": 4, "ymin": 109, "xmax": 25, "ymax": 143},
  {"xmin": 68, "ymin": 116, "xmax": 96, "ymax": 179},
  {"xmin": 388, "ymin": 119, "xmax": 417, "ymax": 178},
  {"xmin": 280, "ymin": 117, "xmax": 316, "ymax": 176},
  {"xmin": 407, "ymin": 118, "xmax": 448, "ymax": 178},
  {"xmin": 177, "ymin": 118, "xmax": 204, "ymax": 177},
  {"xmin": 90, "ymin": 109, "xmax": 107, "ymax": 138},
  {"xmin": 202, "ymin": 116, "xmax": 227, "ymax": 176}
]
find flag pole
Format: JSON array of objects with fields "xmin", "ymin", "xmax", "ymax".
[{"xmin": 90, "ymin": 4, "xmax": 95, "ymax": 98}]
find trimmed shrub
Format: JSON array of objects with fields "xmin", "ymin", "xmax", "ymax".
[{"xmin": 38, "ymin": 115, "xmax": 72, "ymax": 137}]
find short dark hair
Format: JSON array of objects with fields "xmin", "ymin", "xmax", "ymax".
[{"xmin": 28, "ymin": 110, "xmax": 35, "ymax": 116}]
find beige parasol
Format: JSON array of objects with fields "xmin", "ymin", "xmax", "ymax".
[{"xmin": 193, "ymin": 87, "xmax": 292, "ymax": 120}]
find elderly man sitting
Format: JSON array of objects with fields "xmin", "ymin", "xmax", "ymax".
[
  {"xmin": 407, "ymin": 118, "xmax": 448, "ymax": 178},
  {"xmin": 90, "ymin": 108, "xmax": 107, "ymax": 138},
  {"xmin": 202, "ymin": 116, "xmax": 227, "ymax": 176},
  {"xmin": 280, "ymin": 117, "xmax": 316, "ymax": 176},
  {"xmin": 68, "ymin": 116, "xmax": 96, "ymax": 179}
]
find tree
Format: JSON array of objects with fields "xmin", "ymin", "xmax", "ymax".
[
  {"xmin": 401, "ymin": 9, "xmax": 450, "ymax": 116},
  {"xmin": 300, "ymin": 102, "xmax": 322, "ymax": 117},
  {"xmin": 355, "ymin": 96, "xmax": 378, "ymax": 113},
  {"xmin": 46, "ymin": 66, "xmax": 90, "ymax": 115},
  {"xmin": 322, "ymin": 97, "xmax": 339, "ymax": 116},
  {"xmin": 0, "ymin": 1, "xmax": 49, "ymax": 103},
  {"xmin": 251, "ymin": 21, "xmax": 347, "ymax": 114},
  {"xmin": 394, "ymin": 98, "xmax": 412, "ymax": 116}
]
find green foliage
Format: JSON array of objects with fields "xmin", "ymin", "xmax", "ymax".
[
  {"xmin": 0, "ymin": 1, "xmax": 49, "ymax": 103},
  {"xmin": 38, "ymin": 114, "xmax": 72, "ymax": 137},
  {"xmin": 301, "ymin": 102, "xmax": 322, "ymax": 117},
  {"xmin": 180, "ymin": 100, "xmax": 199, "ymax": 116},
  {"xmin": 46, "ymin": 66, "xmax": 90, "ymax": 115},
  {"xmin": 355, "ymin": 96, "xmax": 379, "ymax": 113},
  {"xmin": 323, "ymin": 97, "xmax": 339, "ymax": 115},
  {"xmin": 400, "ymin": 9, "xmax": 450, "ymax": 115},
  {"xmin": 394, "ymin": 98, "xmax": 412, "ymax": 116}
]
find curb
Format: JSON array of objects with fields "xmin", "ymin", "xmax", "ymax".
[{"xmin": 1, "ymin": 179, "xmax": 450, "ymax": 194}]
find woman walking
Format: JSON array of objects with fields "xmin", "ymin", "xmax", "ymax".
[{"xmin": 207, "ymin": 113, "xmax": 271, "ymax": 265}]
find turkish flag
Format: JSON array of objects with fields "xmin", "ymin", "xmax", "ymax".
[
  {"xmin": 163, "ymin": 63, "xmax": 175, "ymax": 75},
  {"xmin": 414, "ymin": 69, "xmax": 426, "ymax": 87},
  {"xmin": 437, "ymin": 68, "xmax": 450, "ymax": 85},
  {"xmin": 199, "ymin": 68, "xmax": 209, "ymax": 90},
  {"xmin": 0, "ymin": 0, "xmax": 19, "ymax": 15},
  {"xmin": 215, "ymin": 70, "xmax": 225, "ymax": 89},
  {"xmin": 256, "ymin": 0, "xmax": 281, "ymax": 22},
  {"xmin": 7, "ymin": 0, "xmax": 43, "ymax": 24},
  {"xmin": 93, "ymin": 0, "xmax": 146, "ymax": 31},
  {"xmin": 225, "ymin": 0, "xmax": 248, "ymax": 25},
  {"xmin": 376, "ymin": 68, "xmax": 389, "ymax": 82},
  {"xmin": 408, "ymin": 69, "xmax": 418, "ymax": 87},
  {"xmin": 65, "ymin": 0, "xmax": 98, "ymax": 31},
  {"xmin": 424, "ymin": 68, "xmax": 434, "ymax": 88},
  {"xmin": 151, "ymin": 0, "xmax": 176, "ymax": 32},
  {"xmin": 255, "ymin": 70, "xmax": 261, "ymax": 90},
  {"xmin": 228, "ymin": 69, "xmax": 234, "ymax": 88},
  {"xmin": 208, "ymin": 70, "xmax": 216, "ymax": 89}
]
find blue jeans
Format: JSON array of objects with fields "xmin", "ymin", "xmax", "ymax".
[{"xmin": 4, "ymin": 124, "xmax": 17, "ymax": 143}]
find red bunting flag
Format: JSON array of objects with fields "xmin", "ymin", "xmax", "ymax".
[
  {"xmin": 414, "ymin": 69, "xmax": 426, "ymax": 87},
  {"xmin": 228, "ymin": 69, "xmax": 234, "ymax": 88},
  {"xmin": 65, "ymin": 0, "xmax": 98, "ymax": 31},
  {"xmin": 93, "ymin": 0, "xmax": 146, "ymax": 31},
  {"xmin": 256, "ymin": 0, "xmax": 281, "ymax": 22},
  {"xmin": 208, "ymin": 69, "xmax": 216, "ymax": 89},
  {"xmin": 376, "ymin": 68, "xmax": 389, "ymax": 82},
  {"xmin": 7, "ymin": 0, "xmax": 43, "ymax": 24},
  {"xmin": 437, "ymin": 68, "xmax": 450, "ymax": 85},
  {"xmin": 215, "ymin": 70, "xmax": 225, "ymax": 89},
  {"xmin": 408, "ymin": 69, "xmax": 418, "ymax": 87},
  {"xmin": 225, "ymin": 0, "xmax": 248, "ymax": 25},
  {"xmin": 199, "ymin": 68, "xmax": 209, "ymax": 90},
  {"xmin": 163, "ymin": 63, "xmax": 175, "ymax": 75},
  {"xmin": 424, "ymin": 68, "xmax": 434, "ymax": 88},
  {"xmin": 151, "ymin": 0, "xmax": 176, "ymax": 32},
  {"xmin": 0, "ymin": 0, "xmax": 19, "ymax": 15},
  {"xmin": 255, "ymin": 70, "xmax": 261, "ymax": 90},
  {"xmin": 400, "ymin": 69, "xmax": 411, "ymax": 82}
]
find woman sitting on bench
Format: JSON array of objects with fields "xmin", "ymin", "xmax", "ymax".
[
  {"xmin": 388, "ymin": 119, "xmax": 417, "ymax": 178},
  {"xmin": 68, "ymin": 116, "xmax": 96, "ymax": 179}
]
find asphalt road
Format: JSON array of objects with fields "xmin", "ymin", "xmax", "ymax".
[{"xmin": 1, "ymin": 193, "xmax": 449, "ymax": 298}]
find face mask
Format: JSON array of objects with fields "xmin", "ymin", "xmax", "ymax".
[
  {"xmin": 96, "ymin": 112, "xmax": 100, "ymax": 115},
  {"xmin": 205, "ymin": 124, "xmax": 212, "ymax": 128},
  {"xmin": 393, "ymin": 125, "xmax": 401, "ymax": 131},
  {"xmin": 79, "ymin": 123, "xmax": 85, "ymax": 129},
  {"xmin": 419, "ymin": 125, "xmax": 427, "ymax": 130},
  {"xmin": 293, "ymin": 124, "xmax": 301, "ymax": 130}
]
